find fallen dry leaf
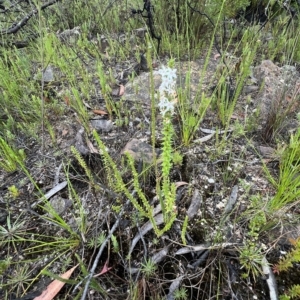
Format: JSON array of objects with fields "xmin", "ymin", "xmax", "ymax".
[
  {"xmin": 119, "ymin": 85, "xmax": 125, "ymax": 96},
  {"xmin": 214, "ymin": 53, "xmax": 221, "ymax": 60},
  {"xmin": 86, "ymin": 139, "xmax": 99, "ymax": 154},
  {"xmin": 193, "ymin": 132, "xmax": 215, "ymax": 143},
  {"xmin": 288, "ymin": 237, "xmax": 300, "ymax": 246},
  {"xmin": 174, "ymin": 181, "xmax": 188, "ymax": 188},
  {"xmin": 93, "ymin": 109, "xmax": 108, "ymax": 115},
  {"xmin": 33, "ymin": 264, "xmax": 78, "ymax": 300},
  {"xmin": 63, "ymin": 96, "xmax": 70, "ymax": 106},
  {"xmin": 93, "ymin": 260, "xmax": 112, "ymax": 277}
]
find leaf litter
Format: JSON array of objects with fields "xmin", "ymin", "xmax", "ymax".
[{"xmin": 1, "ymin": 38, "xmax": 300, "ymax": 300}]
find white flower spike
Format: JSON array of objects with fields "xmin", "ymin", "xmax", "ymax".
[{"xmin": 155, "ymin": 65, "xmax": 177, "ymax": 117}]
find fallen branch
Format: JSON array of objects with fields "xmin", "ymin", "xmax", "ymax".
[
  {"xmin": 0, "ymin": 0, "xmax": 62, "ymax": 35},
  {"xmin": 262, "ymin": 256, "xmax": 279, "ymax": 300}
]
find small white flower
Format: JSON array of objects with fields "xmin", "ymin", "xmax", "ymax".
[
  {"xmin": 155, "ymin": 65, "xmax": 177, "ymax": 117},
  {"xmin": 157, "ymin": 95, "xmax": 168, "ymax": 107},
  {"xmin": 163, "ymin": 101, "xmax": 175, "ymax": 113},
  {"xmin": 162, "ymin": 68, "xmax": 177, "ymax": 83},
  {"xmin": 158, "ymin": 95, "xmax": 175, "ymax": 116},
  {"xmin": 155, "ymin": 65, "xmax": 177, "ymax": 83},
  {"xmin": 159, "ymin": 81, "xmax": 176, "ymax": 94}
]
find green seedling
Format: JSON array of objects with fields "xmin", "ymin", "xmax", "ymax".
[
  {"xmin": 174, "ymin": 288, "xmax": 188, "ymax": 300},
  {"xmin": 0, "ymin": 137, "xmax": 26, "ymax": 172},
  {"xmin": 0, "ymin": 214, "xmax": 26, "ymax": 253},
  {"xmin": 141, "ymin": 259, "xmax": 157, "ymax": 279},
  {"xmin": 7, "ymin": 185, "xmax": 20, "ymax": 199}
]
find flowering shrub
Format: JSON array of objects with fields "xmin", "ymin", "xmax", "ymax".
[{"xmin": 154, "ymin": 65, "xmax": 177, "ymax": 225}]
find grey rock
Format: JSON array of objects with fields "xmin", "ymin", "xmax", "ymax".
[
  {"xmin": 57, "ymin": 26, "xmax": 81, "ymax": 43},
  {"xmin": 252, "ymin": 60, "xmax": 300, "ymax": 121},
  {"xmin": 90, "ymin": 119, "xmax": 114, "ymax": 132},
  {"xmin": 34, "ymin": 66, "xmax": 54, "ymax": 82}
]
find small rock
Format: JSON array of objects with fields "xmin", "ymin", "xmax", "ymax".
[
  {"xmin": 257, "ymin": 145, "xmax": 276, "ymax": 158},
  {"xmin": 253, "ymin": 60, "xmax": 300, "ymax": 123},
  {"xmin": 207, "ymin": 178, "xmax": 215, "ymax": 184},
  {"xmin": 75, "ymin": 127, "xmax": 89, "ymax": 155},
  {"xmin": 242, "ymin": 85, "xmax": 258, "ymax": 95},
  {"xmin": 133, "ymin": 27, "xmax": 147, "ymax": 39},
  {"xmin": 121, "ymin": 138, "xmax": 160, "ymax": 164},
  {"xmin": 34, "ymin": 66, "xmax": 54, "ymax": 82},
  {"xmin": 90, "ymin": 119, "xmax": 113, "ymax": 132},
  {"xmin": 42, "ymin": 66, "xmax": 54, "ymax": 82},
  {"xmin": 57, "ymin": 26, "xmax": 81, "ymax": 43},
  {"xmin": 48, "ymin": 196, "xmax": 72, "ymax": 216}
]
